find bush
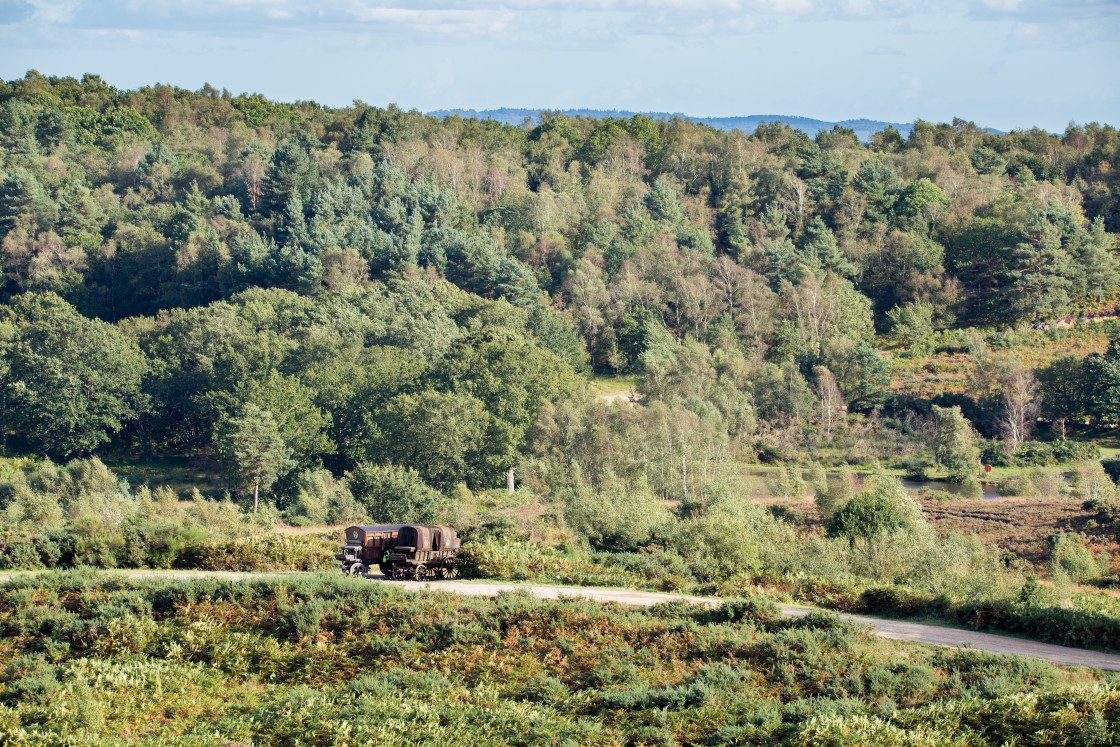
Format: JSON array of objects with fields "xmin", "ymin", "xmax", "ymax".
[
  {"xmin": 766, "ymin": 466, "xmax": 806, "ymax": 501},
  {"xmin": 1049, "ymin": 533, "xmax": 1110, "ymax": 584},
  {"xmin": 768, "ymin": 504, "xmax": 805, "ymax": 526},
  {"xmin": 814, "ymin": 468, "xmax": 855, "ymax": 519},
  {"xmin": 827, "ymin": 478, "xmax": 926, "ymax": 544},
  {"xmin": 858, "ymin": 586, "xmax": 941, "ymax": 617},
  {"xmin": 1048, "ymin": 440, "xmax": 1100, "ymax": 464},
  {"xmin": 565, "ymin": 477, "xmax": 671, "ymax": 552},
  {"xmin": 279, "ymin": 468, "xmax": 364, "ymax": 526},
  {"xmin": 715, "ymin": 597, "xmax": 783, "ymax": 626},
  {"xmin": 979, "ymin": 439, "xmax": 1011, "ymax": 468},
  {"xmin": 345, "ymin": 462, "xmax": 442, "ymax": 524},
  {"xmin": 1102, "ymin": 458, "xmax": 1120, "ymax": 485},
  {"xmin": 193, "ymin": 534, "xmax": 337, "ymax": 572},
  {"xmin": 670, "ymin": 497, "xmax": 790, "ymax": 582},
  {"xmin": 1071, "ymin": 462, "xmax": 1116, "ymax": 503},
  {"xmin": 1013, "ymin": 440, "xmax": 1100, "ymax": 467},
  {"xmin": 900, "ymin": 454, "xmax": 934, "ymax": 481}
]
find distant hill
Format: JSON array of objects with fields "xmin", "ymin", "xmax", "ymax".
[{"xmin": 427, "ymin": 108, "xmax": 916, "ymax": 141}]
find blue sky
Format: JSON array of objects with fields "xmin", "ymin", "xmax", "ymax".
[{"xmin": 1, "ymin": 0, "xmax": 1117, "ymax": 131}]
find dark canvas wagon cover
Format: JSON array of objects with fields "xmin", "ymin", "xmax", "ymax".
[{"xmin": 394, "ymin": 525, "xmax": 460, "ymax": 552}]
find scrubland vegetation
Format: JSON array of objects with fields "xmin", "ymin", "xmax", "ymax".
[{"xmin": 1, "ymin": 573, "xmax": 1117, "ymax": 746}]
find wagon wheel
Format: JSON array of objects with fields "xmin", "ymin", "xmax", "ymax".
[
  {"xmin": 349, "ymin": 563, "xmax": 368, "ymax": 576},
  {"xmin": 439, "ymin": 565, "xmax": 459, "ymax": 580},
  {"xmin": 412, "ymin": 564, "xmax": 432, "ymax": 581}
]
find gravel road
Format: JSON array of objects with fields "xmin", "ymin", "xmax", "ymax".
[{"xmin": 5, "ymin": 569, "xmax": 1119, "ymax": 671}]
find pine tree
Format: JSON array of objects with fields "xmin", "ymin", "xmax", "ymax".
[
  {"xmin": 1004, "ymin": 215, "xmax": 1074, "ymax": 323},
  {"xmin": 215, "ymin": 404, "xmax": 293, "ymax": 513}
]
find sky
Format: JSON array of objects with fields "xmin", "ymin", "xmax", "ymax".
[{"xmin": 1, "ymin": 0, "xmax": 1117, "ymax": 132}]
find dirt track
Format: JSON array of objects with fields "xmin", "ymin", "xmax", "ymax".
[{"xmin": 4, "ymin": 569, "xmax": 1120, "ymax": 671}]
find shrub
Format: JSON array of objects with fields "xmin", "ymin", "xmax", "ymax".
[
  {"xmin": 768, "ymin": 504, "xmax": 805, "ymax": 526},
  {"xmin": 1072, "ymin": 462, "xmax": 1116, "ymax": 503},
  {"xmin": 808, "ymin": 463, "xmax": 829, "ymax": 501},
  {"xmin": 1102, "ymin": 458, "xmax": 1120, "ymax": 485},
  {"xmin": 1049, "ymin": 533, "xmax": 1110, "ymax": 583},
  {"xmin": 766, "ymin": 466, "xmax": 806, "ymax": 501},
  {"xmin": 960, "ymin": 477, "xmax": 984, "ymax": 500},
  {"xmin": 565, "ymin": 477, "xmax": 671, "ymax": 552},
  {"xmin": 1013, "ymin": 440, "xmax": 1100, "ymax": 467},
  {"xmin": 345, "ymin": 462, "xmax": 442, "ymax": 524},
  {"xmin": 827, "ymin": 478, "xmax": 926, "ymax": 544},
  {"xmin": 670, "ymin": 497, "xmax": 790, "ymax": 582},
  {"xmin": 1048, "ymin": 440, "xmax": 1100, "ymax": 464},
  {"xmin": 979, "ymin": 439, "xmax": 1011, "ymax": 468},
  {"xmin": 813, "ymin": 467, "xmax": 854, "ymax": 520},
  {"xmin": 858, "ymin": 586, "xmax": 940, "ymax": 617},
  {"xmin": 716, "ymin": 597, "xmax": 782, "ymax": 626},
  {"xmin": 900, "ymin": 454, "xmax": 934, "ymax": 481},
  {"xmin": 280, "ymin": 468, "xmax": 364, "ymax": 526},
  {"xmin": 194, "ymin": 534, "xmax": 336, "ymax": 571}
]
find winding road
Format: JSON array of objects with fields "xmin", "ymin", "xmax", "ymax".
[{"xmin": 5, "ymin": 569, "xmax": 1120, "ymax": 671}]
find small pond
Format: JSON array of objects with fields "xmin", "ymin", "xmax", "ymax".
[
  {"xmin": 742, "ymin": 467, "xmax": 1007, "ymax": 500},
  {"xmin": 900, "ymin": 479, "xmax": 1002, "ymax": 500}
]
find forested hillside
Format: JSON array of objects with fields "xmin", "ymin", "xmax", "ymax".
[{"xmin": 1, "ymin": 68, "xmax": 1120, "ymax": 543}]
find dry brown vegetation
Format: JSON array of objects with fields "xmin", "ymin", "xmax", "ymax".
[
  {"xmin": 917, "ymin": 495, "xmax": 1116, "ymax": 564},
  {"xmin": 756, "ymin": 493, "xmax": 1117, "ymax": 568}
]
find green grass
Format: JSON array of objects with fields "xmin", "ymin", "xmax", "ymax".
[{"xmin": 589, "ymin": 373, "xmax": 639, "ymax": 397}]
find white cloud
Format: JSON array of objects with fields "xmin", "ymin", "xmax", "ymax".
[
  {"xmin": 346, "ymin": 5, "xmax": 514, "ymax": 33},
  {"xmin": 27, "ymin": 0, "xmax": 80, "ymax": 23},
  {"xmin": 81, "ymin": 27, "xmax": 147, "ymax": 39},
  {"xmin": 981, "ymin": 0, "xmax": 1023, "ymax": 11},
  {"xmin": 10, "ymin": 0, "xmax": 1119, "ymax": 44}
]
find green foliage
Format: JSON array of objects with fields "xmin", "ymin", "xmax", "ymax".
[
  {"xmin": 214, "ymin": 403, "xmax": 293, "ymax": 509},
  {"xmin": 1102, "ymin": 458, "xmax": 1120, "ymax": 485},
  {"xmin": 1012, "ymin": 439, "xmax": 1100, "ymax": 466},
  {"xmin": 345, "ymin": 462, "xmax": 443, "ymax": 524},
  {"xmin": 812, "ymin": 466, "xmax": 854, "ymax": 519},
  {"xmin": 1049, "ymin": 533, "xmax": 1111, "ymax": 583},
  {"xmin": 827, "ymin": 477, "xmax": 926, "ymax": 544},
  {"xmin": 2, "ymin": 292, "xmax": 146, "ymax": 456},
  {"xmin": 669, "ymin": 496, "xmax": 792, "ymax": 582},
  {"xmin": 371, "ymin": 389, "xmax": 489, "ymax": 488},
  {"xmin": 887, "ymin": 302, "xmax": 935, "ymax": 356},
  {"xmin": 766, "ymin": 466, "xmax": 806, "ymax": 501},
  {"xmin": 437, "ymin": 327, "xmax": 579, "ymax": 483},
  {"xmin": 1084, "ymin": 336, "xmax": 1120, "ymax": 425},
  {"xmin": 931, "ymin": 405, "xmax": 979, "ymax": 482},
  {"xmin": 279, "ymin": 468, "xmax": 363, "ymax": 526},
  {"xmin": 564, "ymin": 477, "xmax": 671, "ymax": 552}
]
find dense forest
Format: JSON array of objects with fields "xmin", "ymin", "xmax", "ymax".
[{"xmin": 1, "ymin": 68, "xmax": 1120, "ymax": 516}]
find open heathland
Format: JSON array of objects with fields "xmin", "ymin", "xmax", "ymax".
[{"xmin": 1, "ymin": 573, "xmax": 1118, "ymax": 746}]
